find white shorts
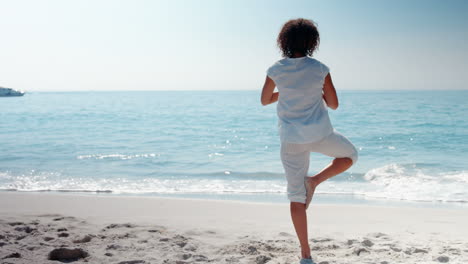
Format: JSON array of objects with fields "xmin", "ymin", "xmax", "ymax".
[{"xmin": 280, "ymin": 129, "xmax": 358, "ymax": 204}]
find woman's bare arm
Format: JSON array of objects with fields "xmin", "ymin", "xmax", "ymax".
[
  {"xmin": 261, "ymin": 76, "xmax": 278, "ymax": 106},
  {"xmin": 322, "ymin": 73, "xmax": 338, "ymax": 110}
]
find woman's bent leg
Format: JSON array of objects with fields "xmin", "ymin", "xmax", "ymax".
[
  {"xmin": 305, "ymin": 130, "xmax": 358, "ymax": 209},
  {"xmin": 308, "ymin": 157, "xmax": 353, "ymax": 186}
]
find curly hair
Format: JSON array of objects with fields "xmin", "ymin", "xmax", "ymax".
[{"xmin": 277, "ymin": 18, "xmax": 320, "ymax": 58}]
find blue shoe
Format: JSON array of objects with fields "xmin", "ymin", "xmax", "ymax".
[{"xmin": 300, "ymin": 257, "xmax": 316, "ymax": 264}]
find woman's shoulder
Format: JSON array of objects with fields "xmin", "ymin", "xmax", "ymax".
[
  {"xmin": 307, "ymin": 57, "xmax": 330, "ymax": 73},
  {"xmin": 266, "ymin": 59, "xmax": 286, "ymax": 78},
  {"xmin": 306, "ymin": 57, "xmax": 326, "ymax": 65},
  {"xmin": 269, "ymin": 58, "xmax": 289, "ymax": 68}
]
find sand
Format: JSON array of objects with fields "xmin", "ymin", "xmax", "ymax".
[{"xmin": 0, "ymin": 192, "xmax": 467, "ymax": 264}]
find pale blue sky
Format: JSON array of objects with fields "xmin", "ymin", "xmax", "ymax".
[{"xmin": 1, "ymin": 0, "xmax": 467, "ymax": 91}]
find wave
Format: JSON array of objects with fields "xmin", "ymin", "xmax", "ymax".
[
  {"xmin": 193, "ymin": 171, "xmax": 285, "ymax": 179},
  {"xmin": 364, "ymin": 163, "xmax": 468, "ymax": 185},
  {"xmin": 1, "ymin": 164, "xmax": 468, "ymax": 204},
  {"xmin": 359, "ymin": 163, "xmax": 468, "ymax": 203},
  {"xmin": 77, "ymin": 153, "xmax": 160, "ymax": 160},
  {"xmin": 0, "ymin": 188, "xmax": 112, "ymax": 193}
]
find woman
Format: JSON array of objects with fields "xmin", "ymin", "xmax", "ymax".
[{"xmin": 261, "ymin": 18, "xmax": 358, "ymax": 264}]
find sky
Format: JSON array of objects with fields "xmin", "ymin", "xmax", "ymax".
[{"xmin": 0, "ymin": 0, "xmax": 467, "ymax": 91}]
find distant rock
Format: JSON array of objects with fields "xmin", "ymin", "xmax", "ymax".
[
  {"xmin": 14, "ymin": 226, "xmax": 35, "ymax": 233},
  {"xmin": 414, "ymin": 248, "xmax": 428, "ymax": 253},
  {"xmin": 29, "ymin": 220, "xmax": 40, "ymax": 225},
  {"xmin": 106, "ymin": 244, "xmax": 122, "ymax": 250},
  {"xmin": 361, "ymin": 239, "xmax": 374, "ymax": 247},
  {"xmin": 15, "ymin": 235, "xmax": 26, "ymax": 241},
  {"xmin": 247, "ymin": 245, "xmax": 258, "ymax": 254},
  {"xmin": 192, "ymin": 254, "xmax": 208, "ymax": 261},
  {"xmin": 183, "ymin": 253, "xmax": 192, "ymax": 260},
  {"xmin": 105, "ymin": 223, "xmax": 134, "ymax": 229},
  {"xmin": 278, "ymin": 232, "xmax": 293, "ymax": 237},
  {"xmin": 7, "ymin": 222, "xmax": 24, "ymax": 226},
  {"xmin": 390, "ymin": 246, "xmax": 402, "ymax": 252},
  {"xmin": 73, "ymin": 235, "xmax": 93, "ymax": 243},
  {"xmin": 2, "ymin": 252, "xmax": 21, "ymax": 259},
  {"xmin": 184, "ymin": 243, "xmax": 197, "ymax": 251},
  {"xmin": 368, "ymin": 232, "xmax": 388, "ymax": 238},
  {"xmin": 26, "ymin": 246, "xmax": 38, "ymax": 251},
  {"xmin": 255, "ymin": 255, "xmax": 271, "ymax": 264},
  {"xmin": 353, "ymin": 247, "xmax": 369, "ymax": 256}
]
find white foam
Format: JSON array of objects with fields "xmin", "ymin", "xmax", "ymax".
[
  {"xmin": 1, "ymin": 165, "xmax": 467, "ymax": 204},
  {"xmin": 361, "ymin": 164, "xmax": 468, "ymax": 203},
  {"xmin": 77, "ymin": 153, "xmax": 159, "ymax": 160}
]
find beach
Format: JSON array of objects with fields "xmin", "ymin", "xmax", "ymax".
[
  {"xmin": 1, "ymin": 192, "xmax": 467, "ymax": 264},
  {"xmin": 1, "ymin": 91, "xmax": 467, "ymax": 263}
]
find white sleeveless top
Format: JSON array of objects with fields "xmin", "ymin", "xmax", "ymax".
[{"xmin": 266, "ymin": 56, "xmax": 333, "ymax": 143}]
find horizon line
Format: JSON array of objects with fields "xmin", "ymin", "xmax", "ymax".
[{"xmin": 20, "ymin": 89, "xmax": 468, "ymax": 93}]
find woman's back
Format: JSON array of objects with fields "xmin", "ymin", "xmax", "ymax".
[{"xmin": 267, "ymin": 56, "xmax": 333, "ymax": 144}]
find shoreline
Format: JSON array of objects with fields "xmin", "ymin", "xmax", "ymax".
[
  {"xmin": 1, "ymin": 191, "xmax": 468, "ymax": 263},
  {"xmin": 1, "ymin": 189, "xmax": 467, "ymax": 210}
]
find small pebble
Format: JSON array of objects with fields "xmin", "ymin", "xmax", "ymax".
[{"xmin": 437, "ymin": 256, "xmax": 449, "ymax": 263}]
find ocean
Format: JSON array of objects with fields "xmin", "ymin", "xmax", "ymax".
[{"xmin": 1, "ymin": 90, "xmax": 467, "ymax": 208}]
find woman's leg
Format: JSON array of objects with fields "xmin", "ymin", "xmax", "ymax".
[
  {"xmin": 290, "ymin": 202, "xmax": 311, "ymax": 259},
  {"xmin": 280, "ymin": 143, "xmax": 311, "ymax": 259}
]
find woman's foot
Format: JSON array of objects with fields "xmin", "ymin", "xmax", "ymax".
[
  {"xmin": 299, "ymin": 257, "xmax": 316, "ymax": 264},
  {"xmin": 305, "ymin": 177, "xmax": 319, "ymax": 210}
]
